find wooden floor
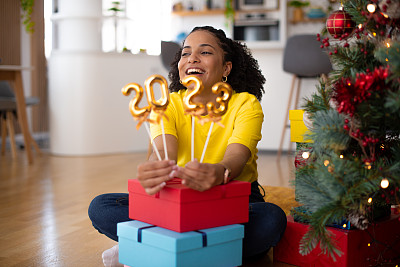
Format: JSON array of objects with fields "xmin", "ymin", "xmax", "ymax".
[{"xmin": 0, "ymin": 148, "xmax": 295, "ymax": 267}]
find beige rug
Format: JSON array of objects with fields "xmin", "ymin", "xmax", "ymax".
[{"xmin": 261, "ymin": 186, "xmax": 299, "ymax": 215}]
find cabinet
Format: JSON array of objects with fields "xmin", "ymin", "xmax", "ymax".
[
  {"xmin": 172, "ymin": 9, "xmax": 226, "ymax": 16},
  {"xmin": 170, "ymin": 8, "xmax": 229, "ymax": 43},
  {"xmin": 170, "ymin": 0, "xmax": 287, "ymax": 50}
]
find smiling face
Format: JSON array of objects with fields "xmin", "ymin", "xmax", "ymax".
[{"xmin": 178, "ymin": 30, "xmax": 232, "ymax": 92}]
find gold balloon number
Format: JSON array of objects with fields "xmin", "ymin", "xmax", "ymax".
[
  {"xmin": 182, "ymin": 75, "xmax": 204, "ymax": 113},
  {"xmin": 145, "ymin": 75, "xmax": 169, "ymax": 112},
  {"xmin": 121, "ymin": 83, "xmax": 150, "ymax": 118},
  {"xmin": 182, "ymin": 75, "xmax": 232, "ymax": 118},
  {"xmin": 122, "ymin": 74, "xmax": 170, "ymax": 120},
  {"xmin": 206, "ymin": 82, "xmax": 232, "ymax": 117}
]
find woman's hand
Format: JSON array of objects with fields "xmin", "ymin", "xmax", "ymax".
[
  {"xmin": 171, "ymin": 159, "xmax": 225, "ymax": 191},
  {"xmin": 136, "ymin": 160, "xmax": 177, "ymax": 195},
  {"xmin": 170, "ymin": 143, "xmax": 251, "ymax": 192}
]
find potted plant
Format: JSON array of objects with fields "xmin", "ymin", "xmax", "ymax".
[
  {"xmin": 288, "ymin": 0, "xmax": 310, "ymax": 22},
  {"xmin": 108, "ymin": 1, "xmax": 124, "ymax": 52},
  {"xmin": 21, "ymin": 0, "xmax": 35, "ymax": 33},
  {"xmin": 224, "ymin": 0, "xmax": 235, "ymax": 31}
]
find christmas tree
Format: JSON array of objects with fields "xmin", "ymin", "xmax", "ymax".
[{"xmin": 292, "ymin": 0, "xmax": 400, "ymax": 261}]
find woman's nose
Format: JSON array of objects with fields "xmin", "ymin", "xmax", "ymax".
[{"xmin": 188, "ymin": 53, "xmax": 199, "ymax": 63}]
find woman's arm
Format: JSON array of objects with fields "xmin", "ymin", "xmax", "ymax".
[
  {"xmin": 148, "ymin": 134, "xmax": 178, "ymax": 162},
  {"xmin": 136, "ymin": 134, "xmax": 178, "ymax": 195}
]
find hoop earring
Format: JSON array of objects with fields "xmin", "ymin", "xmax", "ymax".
[
  {"xmin": 179, "ymin": 80, "xmax": 183, "ymax": 84},
  {"xmin": 222, "ymin": 76, "xmax": 227, "ymax": 82}
]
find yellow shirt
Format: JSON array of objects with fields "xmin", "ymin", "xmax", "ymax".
[{"xmin": 150, "ymin": 90, "xmax": 263, "ymax": 183}]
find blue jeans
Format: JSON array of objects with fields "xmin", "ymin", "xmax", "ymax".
[{"xmin": 88, "ymin": 182, "xmax": 287, "ymax": 258}]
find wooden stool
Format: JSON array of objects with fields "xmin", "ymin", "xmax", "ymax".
[
  {"xmin": 1, "ymin": 111, "xmax": 17, "ymax": 158},
  {"xmin": 0, "ymin": 110, "xmax": 41, "ymax": 158}
]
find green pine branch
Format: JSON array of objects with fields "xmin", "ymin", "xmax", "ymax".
[
  {"xmin": 343, "ymin": 0, "xmax": 368, "ymax": 25},
  {"xmin": 302, "ymin": 79, "xmax": 332, "ymax": 119},
  {"xmin": 305, "ymin": 109, "xmax": 350, "ymax": 154},
  {"xmin": 329, "ymin": 41, "xmax": 382, "ymax": 84},
  {"xmin": 299, "ymin": 204, "xmax": 344, "ymax": 260},
  {"xmin": 388, "ymin": 142, "xmax": 400, "ymax": 178},
  {"xmin": 375, "ymin": 42, "xmax": 400, "ymax": 79},
  {"xmin": 385, "ymin": 90, "xmax": 400, "ymax": 113},
  {"xmin": 355, "ymin": 92, "xmax": 397, "ymax": 136}
]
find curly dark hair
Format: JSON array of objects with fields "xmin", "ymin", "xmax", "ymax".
[{"xmin": 168, "ymin": 26, "xmax": 266, "ymax": 101}]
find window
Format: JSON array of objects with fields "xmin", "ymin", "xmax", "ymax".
[{"xmin": 102, "ymin": 0, "xmax": 172, "ymax": 55}]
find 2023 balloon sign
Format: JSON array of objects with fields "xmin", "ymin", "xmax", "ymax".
[
  {"xmin": 122, "ymin": 74, "xmax": 233, "ymax": 162},
  {"xmin": 122, "ymin": 74, "xmax": 232, "ymax": 128}
]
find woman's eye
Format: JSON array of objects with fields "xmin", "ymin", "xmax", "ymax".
[
  {"xmin": 201, "ymin": 51, "xmax": 212, "ymax": 55},
  {"xmin": 181, "ymin": 52, "xmax": 190, "ymax": 57}
]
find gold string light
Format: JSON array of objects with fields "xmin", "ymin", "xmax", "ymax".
[
  {"xmin": 367, "ymin": 3, "xmax": 376, "ymax": 13},
  {"xmin": 365, "ymin": 162, "xmax": 372, "ymax": 170},
  {"xmin": 302, "ymin": 152, "xmax": 310, "ymax": 159},
  {"xmin": 380, "ymin": 178, "xmax": 389, "ymax": 189}
]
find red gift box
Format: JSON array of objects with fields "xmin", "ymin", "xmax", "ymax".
[
  {"xmin": 128, "ymin": 179, "xmax": 251, "ymax": 232},
  {"xmin": 274, "ymin": 214, "xmax": 400, "ymax": 267}
]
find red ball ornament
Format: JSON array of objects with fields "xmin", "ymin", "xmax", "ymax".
[{"xmin": 326, "ymin": 10, "xmax": 355, "ymax": 38}]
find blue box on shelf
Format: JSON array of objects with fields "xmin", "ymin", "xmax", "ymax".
[{"xmin": 118, "ymin": 220, "xmax": 244, "ymax": 267}]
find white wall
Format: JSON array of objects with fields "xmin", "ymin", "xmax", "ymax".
[{"xmin": 49, "ymin": 51, "xmax": 168, "ymax": 155}]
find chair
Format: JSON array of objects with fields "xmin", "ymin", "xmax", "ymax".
[
  {"xmin": 161, "ymin": 41, "xmax": 181, "ymax": 72},
  {"xmin": 277, "ymin": 34, "xmax": 332, "ymax": 158},
  {"xmin": 0, "ymin": 80, "xmax": 40, "ymax": 158}
]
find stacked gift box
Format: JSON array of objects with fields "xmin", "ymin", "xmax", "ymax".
[
  {"xmin": 273, "ymin": 110, "xmax": 400, "ymax": 266},
  {"xmin": 274, "ymin": 214, "xmax": 400, "ymax": 267},
  {"xmin": 117, "ymin": 178, "xmax": 251, "ymax": 267}
]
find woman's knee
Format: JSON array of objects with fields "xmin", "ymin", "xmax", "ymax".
[
  {"xmin": 264, "ymin": 202, "xmax": 287, "ymax": 232},
  {"xmin": 256, "ymin": 203, "xmax": 287, "ymax": 243},
  {"xmin": 243, "ymin": 202, "xmax": 287, "ymax": 257},
  {"xmin": 88, "ymin": 193, "xmax": 130, "ymax": 241},
  {"xmin": 88, "ymin": 194, "xmax": 107, "ymax": 226},
  {"xmin": 88, "ymin": 193, "xmax": 128, "ymax": 224}
]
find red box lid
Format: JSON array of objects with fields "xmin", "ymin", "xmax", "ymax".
[{"xmin": 128, "ymin": 179, "xmax": 251, "ymax": 203}]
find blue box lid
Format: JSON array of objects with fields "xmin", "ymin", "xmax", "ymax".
[{"xmin": 118, "ymin": 220, "xmax": 244, "ymax": 253}]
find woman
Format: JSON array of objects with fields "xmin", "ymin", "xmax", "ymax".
[{"xmin": 89, "ymin": 26, "xmax": 286, "ymax": 267}]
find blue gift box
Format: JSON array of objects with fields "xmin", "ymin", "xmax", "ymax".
[{"xmin": 118, "ymin": 220, "xmax": 244, "ymax": 267}]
